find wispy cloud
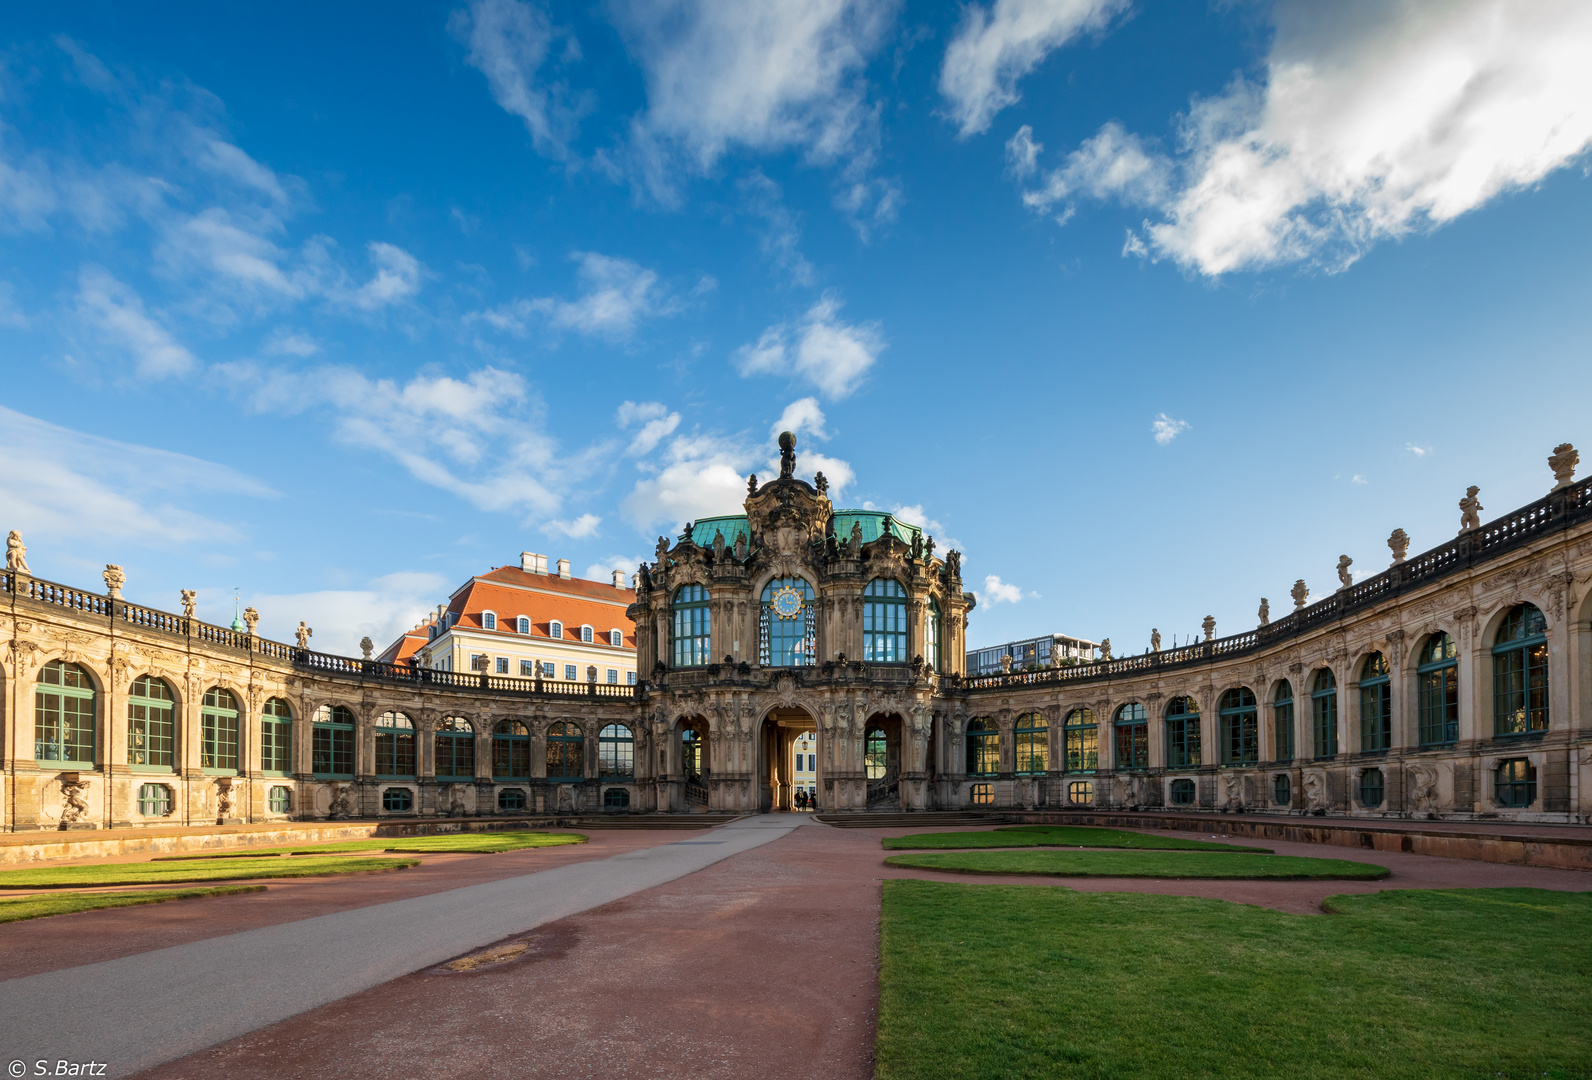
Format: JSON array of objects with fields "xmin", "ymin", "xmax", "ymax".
[
  {"xmin": 1151, "ymin": 413, "xmax": 1189, "ymax": 445},
  {"xmin": 546, "ymin": 512, "xmax": 602, "ymax": 538},
  {"xmin": 470, "ymin": 252, "xmax": 689, "ymax": 340},
  {"xmin": 245, "ymin": 570, "xmax": 449, "ymax": 657},
  {"xmin": 617, "ymin": 400, "xmax": 681, "ymax": 456},
  {"xmin": 736, "ymin": 294, "xmax": 884, "ymax": 399},
  {"xmin": 978, "ymin": 573, "xmax": 1034, "ymax": 605},
  {"xmin": 73, "ymin": 267, "xmax": 196, "ymax": 378},
  {"xmin": 449, "ymin": 0, "xmax": 588, "ymax": 160},
  {"xmin": 1406, "ymin": 443, "xmax": 1432, "ymax": 458}
]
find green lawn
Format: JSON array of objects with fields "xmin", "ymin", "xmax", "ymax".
[
  {"xmin": 0, "ymin": 855, "xmax": 418, "ymax": 888},
  {"xmin": 152, "ymin": 830, "xmax": 588, "ymax": 859},
  {"xmin": 877, "ymin": 881, "xmax": 1592, "ymax": 1080},
  {"xmin": 884, "ymin": 850, "xmax": 1388, "ymax": 880},
  {"xmin": 0, "ymin": 885, "xmax": 265, "ymax": 923},
  {"xmin": 883, "ymin": 826, "xmax": 1270, "ymax": 853}
]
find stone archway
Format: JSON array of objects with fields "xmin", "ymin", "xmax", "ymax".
[
  {"xmin": 863, "ymin": 712, "xmax": 904, "ymax": 810},
  {"xmin": 759, "ymin": 707, "xmax": 818, "ymax": 812}
]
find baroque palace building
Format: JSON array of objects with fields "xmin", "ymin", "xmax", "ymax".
[{"xmin": 3, "ymin": 435, "xmax": 1592, "ymax": 830}]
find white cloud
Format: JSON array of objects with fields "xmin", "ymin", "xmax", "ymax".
[
  {"xmin": 471, "ymin": 252, "xmax": 674, "ymax": 339},
  {"xmin": 736, "ymin": 294, "xmax": 884, "ymax": 399},
  {"xmin": 617, "ymin": 399, "xmax": 682, "ymax": 455},
  {"xmin": 940, "ymin": 0, "xmax": 1129, "ymax": 137},
  {"xmin": 583, "ymin": 554, "xmax": 646, "ymax": 585},
  {"xmin": 349, "ymin": 242, "xmax": 423, "ymax": 310},
  {"xmin": 244, "ymin": 570, "xmax": 449, "ymax": 658},
  {"xmin": 1151, "ymin": 413, "xmax": 1189, "ymax": 445},
  {"xmin": 979, "ymin": 574, "xmax": 1027, "ymax": 605},
  {"xmin": 1014, "ymin": 122, "xmax": 1170, "ymax": 214},
  {"xmin": 449, "ymin": 0, "xmax": 587, "ymax": 159},
  {"xmin": 546, "ymin": 513, "xmax": 602, "ymax": 538},
  {"xmin": 1406, "ymin": 442, "xmax": 1432, "ymax": 457},
  {"xmin": 740, "ymin": 171, "xmax": 816, "ymax": 287},
  {"xmin": 1352, "ymin": 474, "xmax": 1368, "ymax": 485},
  {"xmin": 73, "ymin": 266, "xmax": 196, "ymax": 378},
  {"xmin": 772, "ymin": 396, "xmax": 828, "ymax": 440},
  {"xmin": 1014, "ymin": 1, "xmax": 1592, "ymax": 275},
  {"xmin": 263, "ymin": 328, "xmax": 320, "ymax": 356}
]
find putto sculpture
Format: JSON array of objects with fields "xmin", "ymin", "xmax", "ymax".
[
  {"xmin": 180, "ymin": 589, "xmax": 198, "ymax": 618},
  {"xmin": 1388, "ymin": 528, "xmax": 1410, "ymax": 565},
  {"xmin": 295, "ymin": 621, "xmax": 313, "ymax": 649},
  {"xmin": 1150, "ymin": 628, "xmax": 1161, "ymax": 652},
  {"xmin": 1459, "ymin": 486, "xmax": 1483, "ymax": 532},
  {"xmin": 6, "ymin": 530, "xmax": 28, "ymax": 574},
  {"xmin": 1257, "ymin": 598, "xmax": 1270, "ymax": 626},
  {"xmin": 1099, "ymin": 637, "xmax": 1111, "ymax": 661},
  {"xmin": 1336, "ymin": 555, "xmax": 1353, "ymax": 590}
]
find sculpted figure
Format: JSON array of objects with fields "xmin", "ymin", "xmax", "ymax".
[
  {"xmin": 778, "ymin": 431, "xmax": 797, "ymax": 479},
  {"xmin": 1303, "ymin": 772, "xmax": 1327, "ymax": 813},
  {"xmin": 6, "ymin": 530, "xmax": 28, "ymax": 573},
  {"xmin": 1223, "ymin": 772, "xmax": 1242, "ymax": 809},
  {"xmin": 1549, "ymin": 442, "xmax": 1578, "ymax": 490},
  {"xmin": 1388, "ymin": 528, "xmax": 1410, "ymax": 564},
  {"xmin": 1151, "ymin": 628, "xmax": 1161, "ymax": 652},
  {"xmin": 181, "ymin": 589, "xmax": 198, "ymax": 617},
  {"xmin": 448, "ymin": 785, "xmax": 466, "ymax": 817},
  {"xmin": 1258, "ymin": 598, "xmax": 1270, "ymax": 626},
  {"xmin": 1409, "ymin": 764, "xmax": 1440, "ymax": 815},
  {"xmin": 655, "ymin": 535, "xmax": 671, "ymax": 564},
  {"xmin": 216, "ymin": 784, "xmax": 234, "ymax": 819},
  {"xmin": 847, "ymin": 520, "xmax": 863, "ymax": 557},
  {"xmin": 1291, "ymin": 578, "xmax": 1310, "ymax": 609},
  {"xmin": 1000, "ymin": 654, "xmax": 1013, "ymax": 674},
  {"xmin": 911, "ymin": 532, "xmax": 923, "ymax": 561},
  {"xmin": 733, "ymin": 531, "xmax": 748, "ymax": 560},
  {"xmin": 327, "ymin": 784, "xmax": 352, "ymax": 819},
  {"xmin": 713, "ymin": 529, "xmax": 726, "ymax": 561},
  {"xmin": 814, "ymin": 471, "xmax": 828, "ymax": 495},
  {"xmin": 103, "ymin": 564, "xmax": 125, "ymax": 598},
  {"xmin": 1336, "ymin": 555, "xmax": 1353, "ymax": 590},
  {"xmin": 1459, "ymin": 486, "xmax": 1483, "ymax": 532},
  {"xmin": 1100, "ymin": 637, "xmax": 1112, "ymax": 661},
  {"xmin": 60, "ymin": 778, "xmax": 90, "ymax": 824},
  {"xmin": 295, "ymin": 621, "xmax": 313, "ymax": 649},
  {"xmin": 945, "ymin": 549, "xmax": 962, "ymax": 580},
  {"xmin": 747, "ymin": 473, "xmax": 758, "ymax": 496}
]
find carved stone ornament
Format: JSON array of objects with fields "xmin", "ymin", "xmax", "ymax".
[
  {"xmin": 243, "ymin": 607, "xmax": 260, "ymax": 635},
  {"xmin": 103, "ymin": 564, "xmax": 126, "ymax": 599},
  {"xmin": 1099, "ymin": 637, "xmax": 1111, "ymax": 661},
  {"xmin": 814, "ymin": 471, "xmax": 828, "ymax": 495},
  {"xmin": 1150, "ymin": 628, "xmax": 1162, "ymax": 652},
  {"xmin": 1201, "ymin": 615, "xmax": 1215, "ymax": 641},
  {"xmin": 1408, "ymin": 763, "xmax": 1440, "ymax": 814},
  {"xmin": 1336, "ymin": 555, "xmax": 1353, "ymax": 590},
  {"xmin": 295, "ymin": 621, "xmax": 313, "ymax": 649},
  {"xmin": 180, "ymin": 589, "xmax": 198, "ymax": 618},
  {"xmin": 6, "ymin": 530, "xmax": 29, "ymax": 574},
  {"xmin": 1291, "ymin": 579, "xmax": 1310, "ymax": 609},
  {"xmin": 1388, "ymin": 528, "xmax": 1410, "ymax": 565},
  {"xmin": 1550, "ymin": 442, "xmax": 1578, "ymax": 490},
  {"xmin": 1302, "ymin": 771, "xmax": 1328, "ymax": 813},
  {"xmin": 360, "ymin": 636, "xmax": 374, "ymax": 660},
  {"xmin": 1459, "ymin": 485, "xmax": 1483, "ymax": 533},
  {"xmin": 1257, "ymin": 598, "xmax": 1270, "ymax": 626}
]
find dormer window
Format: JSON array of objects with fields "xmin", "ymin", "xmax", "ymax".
[
  {"xmin": 609, "ymin": 629, "xmax": 623, "ymax": 647},
  {"xmin": 581, "ymin": 625, "xmax": 594, "ymax": 643},
  {"xmin": 550, "ymin": 621, "xmax": 563, "ymax": 639},
  {"xmin": 516, "ymin": 616, "xmax": 530, "ymax": 634},
  {"xmin": 482, "ymin": 612, "xmax": 497, "ymax": 631}
]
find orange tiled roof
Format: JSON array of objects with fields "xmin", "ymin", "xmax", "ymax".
[{"xmin": 447, "ymin": 568, "xmax": 636, "ymax": 649}]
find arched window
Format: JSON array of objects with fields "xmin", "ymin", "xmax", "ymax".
[
  {"xmin": 760, "ymin": 577, "xmax": 815, "ymax": 667},
  {"xmin": 383, "ymin": 787, "xmax": 414, "ymax": 812},
  {"xmin": 312, "ymin": 704, "xmax": 356, "ymax": 778},
  {"xmin": 1273, "ymin": 773, "xmax": 1292, "ymax": 806},
  {"xmin": 128, "ymin": 675, "xmax": 175, "ymax": 769},
  {"xmin": 1067, "ymin": 780, "xmax": 1093, "ymax": 805},
  {"xmin": 1015, "ymin": 712, "xmax": 1048, "ymax": 774},
  {"xmin": 1358, "ymin": 768, "xmax": 1384, "ymax": 808},
  {"xmin": 672, "ymin": 584, "xmax": 711, "ymax": 667},
  {"xmin": 1359, "ymin": 653, "xmax": 1391, "ymax": 752},
  {"xmin": 599, "ymin": 724, "xmax": 634, "ymax": 780},
  {"xmin": 865, "ymin": 727, "xmax": 888, "ymax": 779},
  {"xmin": 492, "ymin": 720, "xmax": 530, "ymax": 779},
  {"xmin": 1064, "ymin": 708, "xmax": 1097, "ymax": 772},
  {"xmin": 1113, "ymin": 703, "xmax": 1148, "ymax": 770},
  {"xmin": 481, "ymin": 612, "xmax": 497, "ymax": 631},
  {"xmin": 1493, "ymin": 603, "xmax": 1548, "ymax": 735},
  {"xmin": 609, "ymin": 629, "xmax": 623, "ymax": 647},
  {"xmin": 436, "ymin": 716, "xmax": 476, "ymax": 781},
  {"xmin": 580, "ymin": 625, "xmax": 594, "ymax": 643},
  {"xmin": 550, "ymin": 620, "xmax": 563, "ymax": 640},
  {"xmin": 137, "ymin": 783, "xmax": 173, "ymax": 817},
  {"xmin": 202, "ymin": 688, "xmax": 240, "ymax": 773},
  {"xmin": 1165, "ymin": 697, "xmax": 1201, "ymax": 768},
  {"xmin": 546, "ymin": 721, "xmax": 584, "ymax": 781},
  {"xmin": 682, "ymin": 727, "xmax": 704, "ymax": 780},
  {"xmin": 374, "ymin": 711, "xmax": 416, "ymax": 777},
  {"xmin": 1219, "ymin": 688, "xmax": 1258, "ymax": 765},
  {"xmin": 1311, "ymin": 669, "xmax": 1338, "ymax": 758},
  {"xmin": 605, "ymin": 787, "xmax": 632, "ymax": 811},
  {"xmin": 1169, "ymin": 777, "xmax": 1196, "ymax": 805},
  {"xmin": 1417, "ymin": 633, "xmax": 1459, "ymax": 747},
  {"xmin": 1496, "ymin": 758, "xmax": 1536, "ymax": 807},
  {"xmin": 965, "ymin": 717, "xmax": 998, "ymax": 776},
  {"xmin": 516, "ymin": 616, "xmax": 530, "ymax": 635},
  {"xmin": 863, "ymin": 579, "xmax": 908, "ymax": 663},
  {"xmin": 1272, "ymin": 682, "xmax": 1295, "ymax": 762},
  {"xmin": 269, "ymin": 785, "xmax": 293, "ymax": 813},
  {"xmin": 36, "ymin": 660, "xmax": 96, "ymax": 766},
  {"xmin": 926, "ymin": 598, "xmax": 942, "ymax": 672},
  {"xmin": 261, "ymin": 697, "xmax": 293, "ymax": 775},
  {"xmin": 499, "ymin": 788, "xmax": 527, "ymax": 811}
]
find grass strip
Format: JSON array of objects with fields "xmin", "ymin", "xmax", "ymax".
[
  {"xmin": 151, "ymin": 830, "xmax": 588, "ymax": 860},
  {"xmin": 0, "ymin": 885, "xmax": 265, "ymax": 923},
  {"xmin": 0, "ymin": 856, "xmax": 419, "ymax": 888},
  {"xmin": 883, "ymin": 826, "xmax": 1270, "ymax": 852},
  {"xmin": 877, "ymin": 882, "xmax": 1592, "ymax": 1080},
  {"xmin": 884, "ymin": 850, "xmax": 1387, "ymax": 879}
]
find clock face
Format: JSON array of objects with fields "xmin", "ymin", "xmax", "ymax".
[{"xmin": 771, "ymin": 585, "xmax": 804, "ymax": 619}]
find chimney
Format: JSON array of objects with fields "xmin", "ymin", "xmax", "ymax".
[
  {"xmin": 521, "ymin": 551, "xmax": 549, "ymax": 574},
  {"xmin": 556, "ymin": 558, "xmax": 571, "ymax": 580},
  {"xmin": 612, "ymin": 569, "xmax": 626, "ymax": 589}
]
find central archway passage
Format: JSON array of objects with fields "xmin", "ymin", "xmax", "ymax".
[{"xmin": 759, "ymin": 707, "xmax": 818, "ymax": 812}]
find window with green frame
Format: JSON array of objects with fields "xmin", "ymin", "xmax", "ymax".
[
  {"xmin": 760, "ymin": 577, "xmax": 815, "ymax": 667},
  {"xmin": 492, "ymin": 720, "xmax": 531, "ymax": 779},
  {"xmin": 375, "ymin": 711, "xmax": 416, "ymax": 777},
  {"xmin": 1165, "ymin": 696, "xmax": 1201, "ymax": 768},
  {"xmin": 312, "ymin": 704, "xmax": 356, "ymax": 778},
  {"xmin": 1014, "ymin": 711, "xmax": 1048, "ymax": 774},
  {"xmin": 1272, "ymin": 681, "xmax": 1295, "ymax": 762},
  {"xmin": 1169, "ymin": 777, "xmax": 1196, "ymax": 805},
  {"xmin": 201, "ymin": 687, "xmax": 240, "ymax": 773},
  {"xmin": 268, "ymin": 785, "xmax": 293, "ymax": 813},
  {"xmin": 1064, "ymin": 708, "xmax": 1097, "ymax": 772},
  {"xmin": 1493, "ymin": 603, "xmax": 1548, "ymax": 735},
  {"xmin": 681, "ymin": 726, "xmax": 704, "ymax": 781},
  {"xmin": 965, "ymin": 717, "xmax": 998, "ymax": 776},
  {"xmin": 1218, "ymin": 687, "xmax": 1258, "ymax": 765},
  {"xmin": 1357, "ymin": 653, "xmax": 1391, "ymax": 752},
  {"xmin": 382, "ymin": 787, "xmax": 414, "ymax": 812},
  {"xmin": 863, "ymin": 579, "xmax": 909, "ymax": 663},
  {"xmin": 925, "ymin": 598, "xmax": 942, "ymax": 672},
  {"xmin": 498, "ymin": 787, "xmax": 527, "ymax": 811},
  {"xmin": 35, "ymin": 660, "xmax": 95, "ymax": 766},
  {"xmin": 545, "ymin": 721, "xmax": 584, "ymax": 781},
  {"xmin": 1273, "ymin": 773, "xmax": 1292, "ymax": 806},
  {"xmin": 671, "ymin": 584, "xmax": 711, "ymax": 668},
  {"xmin": 137, "ymin": 782, "xmax": 172, "ymax": 817},
  {"xmin": 435, "ymin": 716, "xmax": 476, "ymax": 781},
  {"xmin": 1311, "ymin": 669, "xmax": 1339, "ymax": 758},
  {"xmin": 1113, "ymin": 703, "xmax": 1148, "ymax": 769},
  {"xmin": 1358, "ymin": 767, "xmax": 1385, "ymax": 807},
  {"xmin": 1495, "ymin": 758, "xmax": 1536, "ymax": 807},
  {"xmin": 599, "ymin": 723, "xmax": 634, "ymax": 780},
  {"xmin": 128, "ymin": 674, "xmax": 175, "ymax": 769},
  {"xmin": 865, "ymin": 727, "xmax": 888, "ymax": 779},
  {"xmin": 1067, "ymin": 779, "xmax": 1093, "ymax": 805},
  {"xmin": 1417, "ymin": 633, "xmax": 1459, "ymax": 746},
  {"xmin": 260, "ymin": 697, "xmax": 293, "ymax": 775}
]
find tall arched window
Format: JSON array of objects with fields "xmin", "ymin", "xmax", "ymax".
[
  {"xmin": 1311, "ymin": 669, "xmax": 1338, "ymax": 757},
  {"xmin": 201, "ymin": 688, "xmax": 240, "ymax": 773},
  {"xmin": 492, "ymin": 720, "xmax": 531, "ymax": 779},
  {"xmin": 1272, "ymin": 682, "xmax": 1295, "ymax": 762},
  {"xmin": 926, "ymin": 598, "xmax": 942, "ymax": 672},
  {"xmin": 312, "ymin": 704, "xmax": 356, "ymax": 778},
  {"xmin": 965, "ymin": 717, "xmax": 998, "ymax": 776},
  {"xmin": 481, "ymin": 612, "xmax": 497, "ymax": 631},
  {"xmin": 863, "ymin": 579, "xmax": 908, "ymax": 663},
  {"xmin": 1064, "ymin": 708, "xmax": 1097, "ymax": 772},
  {"xmin": 1165, "ymin": 697, "xmax": 1201, "ymax": 768},
  {"xmin": 865, "ymin": 727, "xmax": 888, "ymax": 779},
  {"xmin": 516, "ymin": 616, "xmax": 530, "ymax": 635},
  {"xmin": 1219, "ymin": 688, "xmax": 1258, "ymax": 765},
  {"xmin": 546, "ymin": 721, "xmax": 584, "ymax": 781},
  {"xmin": 1359, "ymin": 654, "xmax": 1391, "ymax": 752},
  {"xmin": 682, "ymin": 727, "xmax": 704, "ymax": 781},
  {"xmin": 36, "ymin": 660, "xmax": 96, "ymax": 766},
  {"xmin": 1493, "ymin": 603, "xmax": 1548, "ymax": 735},
  {"xmin": 599, "ymin": 724, "xmax": 634, "ymax": 780},
  {"xmin": 375, "ymin": 711, "xmax": 416, "ymax": 777},
  {"xmin": 261, "ymin": 697, "xmax": 293, "ymax": 775},
  {"xmin": 128, "ymin": 675, "xmax": 175, "ymax": 769},
  {"xmin": 671, "ymin": 584, "xmax": 711, "ymax": 667},
  {"xmin": 1114, "ymin": 703, "xmax": 1148, "ymax": 770},
  {"xmin": 1014, "ymin": 712, "xmax": 1048, "ymax": 774},
  {"xmin": 760, "ymin": 577, "xmax": 815, "ymax": 667},
  {"xmin": 436, "ymin": 716, "xmax": 476, "ymax": 781},
  {"xmin": 1417, "ymin": 633, "xmax": 1459, "ymax": 747}
]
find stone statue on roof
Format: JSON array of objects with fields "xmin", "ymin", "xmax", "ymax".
[
  {"xmin": 1459, "ymin": 485, "xmax": 1483, "ymax": 532},
  {"xmin": 778, "ymin": 431, "xmax": 797, "ymax": 479},
  {"xmin": 713, "ymin": 529, "xmax": 726, "ymax": 561},
  {"xmin": 847, "ymin": 520, "xmax": 863, "ymax": 557},
  {"xmin": 814, "ymin": 471, "xmax": 828, "ymax": 495},
  {"xmin": 7, "ymin": 530, "xmax": 29, "ymax": 574}
]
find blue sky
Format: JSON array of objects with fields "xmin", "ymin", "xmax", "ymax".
[{"xmin": 1, "ymin": 0, "xmax": 1590, "ymax": 656}]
